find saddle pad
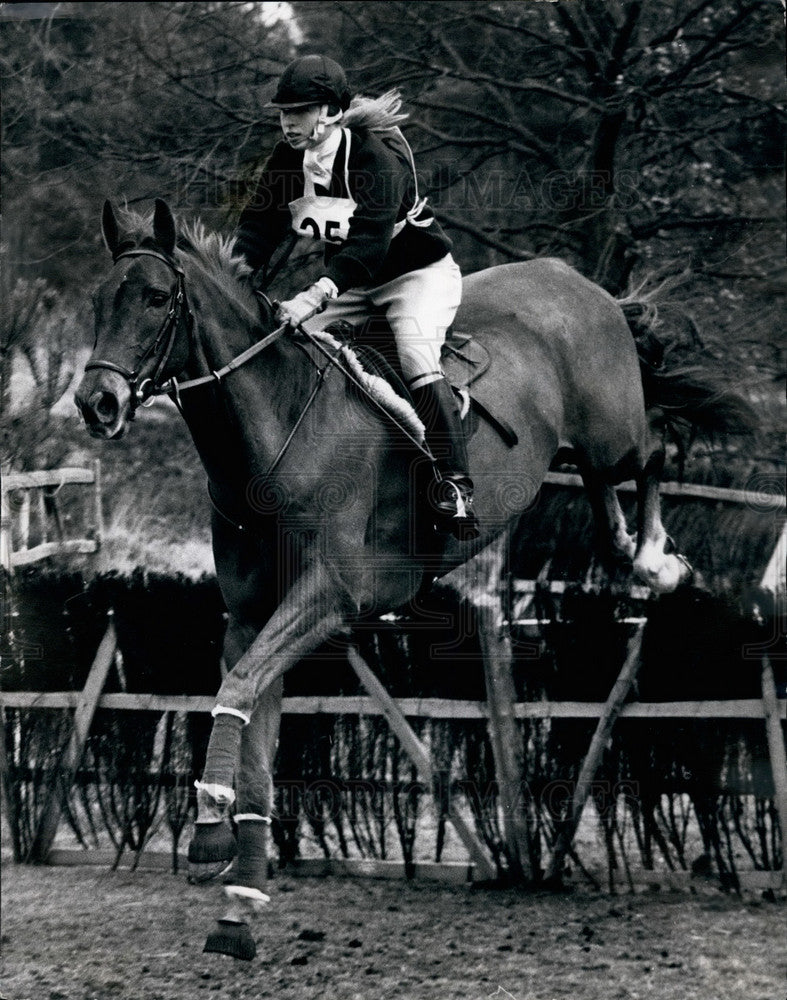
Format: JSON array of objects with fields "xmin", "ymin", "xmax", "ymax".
[
  {"xmin": 308, "ymin": 328, "xmax": 425, "ymax": 443},
  {"xmin": 329, "ymin": 322, "xmax": 512, "ymax": 447},
  {"xmin": 352, "ymin": 340, "xmax": 481, "ymax": 441},
  {"xmin": 350, "ymin": 341, "xmax": 412, "ymax": 404}
]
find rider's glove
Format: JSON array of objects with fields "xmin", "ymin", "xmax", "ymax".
[{"xmin": 276, "ymin": 278, "xmax": 337, "ymax": 328}]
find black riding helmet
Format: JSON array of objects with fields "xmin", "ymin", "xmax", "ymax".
[{"xmin": 268, "ymin": 55, "xmax": 352, "ymax": 111}]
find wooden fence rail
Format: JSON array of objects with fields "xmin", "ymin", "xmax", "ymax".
[
  {"xmin": 543, "ymin": 471, "xmax": 786, "ymax": 509},
  {"xmin": 2, "ymin": 691, "xmax": 785, "ymax": 720},
  {"xmin": 0, "ymin": 461, "xmax": 103, "ymax": 571}
]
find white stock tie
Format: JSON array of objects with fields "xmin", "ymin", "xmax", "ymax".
[{"xmin": 303, "ymin": 129, "xmax": 342, "ymax": 190}]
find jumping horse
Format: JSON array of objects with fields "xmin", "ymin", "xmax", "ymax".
[{"xmin": 75, "ymin": 200, "xmax": 746, "ymax": 959}]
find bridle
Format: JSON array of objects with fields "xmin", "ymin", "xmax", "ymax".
[
  {"xmin": 85, "ymin": 247, "xmax": 291, "ymax": 417},
  {"xmin": 85, "ymin": 248, "xmax": 193, "ymax": 417}
]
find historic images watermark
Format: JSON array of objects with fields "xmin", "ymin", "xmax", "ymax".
[{"xmin": 173, "ymin": 161, "xmax": 644, "ymax": 216}]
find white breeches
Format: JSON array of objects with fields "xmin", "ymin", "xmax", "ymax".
[{"xmin": 302, "ymin": 253, "xmax": 462, "ymax": 389}]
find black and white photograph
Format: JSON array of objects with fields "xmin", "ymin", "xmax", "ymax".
[{"xmin": 1, "ymin": 2, "xmax": 785, "ymax": 998}]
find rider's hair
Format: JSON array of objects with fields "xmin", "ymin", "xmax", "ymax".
[{"xmin": 342, "ymin": 90, "xmax": 408, "ymax": 132}]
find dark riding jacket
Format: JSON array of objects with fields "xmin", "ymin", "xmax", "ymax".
[{"xmin": 234, "ymin": 127, "xmax": 453, "ymax": 294}]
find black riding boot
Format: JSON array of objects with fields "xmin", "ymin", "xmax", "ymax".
[{"xmin": 410, "ymin": 378, "xmax": 480, "ymax": 541}]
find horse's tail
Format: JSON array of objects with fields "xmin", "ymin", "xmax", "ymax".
[{"xmin": 619, "ymin": 298, "xmax": 759, "ymax": 441}]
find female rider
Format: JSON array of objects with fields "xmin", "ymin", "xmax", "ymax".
[{"xmin": 233, "ymin": 54, "xmax": 478, "ymax": 539}]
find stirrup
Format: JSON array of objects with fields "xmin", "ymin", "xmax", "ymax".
[
  {"xmin": 443, "ymin": 478, "xmax": 470, "ymax": 519},
  {"xmin": 430, "ymin": 476, "xmax": 480, "ymax": 540}
]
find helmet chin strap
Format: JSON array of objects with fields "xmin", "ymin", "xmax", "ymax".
[{"xmin": 310, "ymin": 104, "xmax": 343, "ymax": 142}]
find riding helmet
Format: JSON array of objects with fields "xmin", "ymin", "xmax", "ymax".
[{"xmin": 268, "ymin": 55, "xmax": 352, "ymax": 111}]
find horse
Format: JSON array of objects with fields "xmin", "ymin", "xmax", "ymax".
[{"xmin": 75, "ymin": 199, "xmax": 750, "ymax": 960}]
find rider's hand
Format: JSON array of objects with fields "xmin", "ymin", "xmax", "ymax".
[{"xmin": 276, "ymin": 280, "xmax": 334, "ymax": 328}]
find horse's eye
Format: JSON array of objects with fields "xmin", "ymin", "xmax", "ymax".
[{"xmin": 148, "ymin": 290, "xmax": 169, "ymax": 308}]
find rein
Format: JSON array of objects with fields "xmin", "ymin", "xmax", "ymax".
[{"xmin": 163, "ymin": 323, "xmax": 288, "ymax": 411}]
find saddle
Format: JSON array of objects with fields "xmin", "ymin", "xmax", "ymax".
[{"xmin": 329, "ymin": 317, "xmax": 517, "ymax": 449}]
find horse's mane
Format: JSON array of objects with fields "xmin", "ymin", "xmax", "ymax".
[
  {"xmin": 180, "ymin": 220, "xmax": 252, "ymax": 282},
  {"xmin": 342, "ymin": 90, "xmax": 408, "ymax": 132}
]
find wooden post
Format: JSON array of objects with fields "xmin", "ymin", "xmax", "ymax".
[
  {"xmin": 761, "ymin": 654, "xmax": 787, "ymax": 889},
  {"xmin": 437, "ymin": 529, "xmax": 534, "ymax": 881},
  {"xmin": 18, "ymin": 491, "xmax": 30, "ymax": 553},
  {"xmin": 92, "ymin": 458, "xmax": 104, "ymax": 546},
  {"xmin": 346, "ymin": 646, "xmax": 497, "ymax": 882},
  {"xmin": 474, "ymin": 597, "xmax": 533, "ymax": 882},
  {"xmin": 27, "ymin": 618, "xmax": 117, "ymax": 863},
  {"xmin": 37, "ymin": 489, "xmax": 48, "ymax": 544},
  {"xmin": 546, "ymin": 622, "xmax": 645, "ymax": 883},
  {"xmin": 0, "ymin": 478, "xmax": 11, "ymax": 573}
]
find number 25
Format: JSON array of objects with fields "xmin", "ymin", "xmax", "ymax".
[{"xmin": 300, "ymin": 217, "xmax": 343, "ymax": 243}]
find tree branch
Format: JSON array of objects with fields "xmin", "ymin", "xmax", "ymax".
[
  {"xmin": 473, "ymin": 10, "xmax": 590, "ymax": 69},
  {"xmin": 437, "ymin": 210, "xmax": 536, "ymax": 261},
  {"xmin": 645, "ymin": 2, "xmax": 765, "ymax": 94},
  {"xmin": 409, "ymin": 98, "xmax": 560, "ymax": 168},
  {"xmin": 631, "ymin": 214, "xmax": 779, "ymax": 239}
]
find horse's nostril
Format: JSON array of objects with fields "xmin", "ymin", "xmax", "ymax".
[{"xmin": 92, "ymin": 391, "xmax": 119, "ymax": 424}]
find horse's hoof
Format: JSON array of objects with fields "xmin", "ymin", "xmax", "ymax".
[
  {"xmin": 634, "ymin": 551, "xmax": 694, "ymax": 594},
  {"xmin": 675, "ymin": 552, "xmax": 694, "ymax": 583},
  {"xmin": 203, "ymin": 919, "xmax": 256, "ymax": 961},
  {"xmin": 188, "ymin": 820, "xmax": 237, "ymax": 864}
]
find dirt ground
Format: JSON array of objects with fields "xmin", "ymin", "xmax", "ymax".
[{"xmin": 1, "ymin": 862, "xmax": 785, "ymax": 1000}]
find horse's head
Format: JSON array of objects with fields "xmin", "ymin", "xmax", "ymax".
[{"xmin": 75, "ymin": 199, "xmax": 192, "ymax": 438}]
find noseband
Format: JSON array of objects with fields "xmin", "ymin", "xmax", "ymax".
[{"xmin": 84, "ymin": 248, "xmax": 192, "ymax": 416}]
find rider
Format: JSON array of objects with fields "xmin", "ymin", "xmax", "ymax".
[{"xmin": 233, "ymin": 54, "xmax": 479, "ymax": 540}]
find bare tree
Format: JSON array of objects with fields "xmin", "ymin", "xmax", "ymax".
[{"xmin": 293, "ymin": 0, "xmax": 784, "ymax": 294}]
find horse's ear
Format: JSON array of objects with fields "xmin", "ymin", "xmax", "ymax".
[
  {"xmin": 101, "ymin": 200, "xmax": 120, "ymax": 258},
  {"xmin": 153, "ymin": 199, "xmax": 177, "ymax": 256}
]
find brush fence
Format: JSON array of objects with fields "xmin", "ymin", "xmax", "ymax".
[
  {"xmin": 2, "ymin": 471, "xmax": 784, "ymax": 889},
  {"xmin": 2, "ymin": 584, "xmax": 784, "ymax": 892}
]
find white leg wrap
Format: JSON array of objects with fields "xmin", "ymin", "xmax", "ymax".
[
  {"xmin": 224, "ymin": 884, "xmax": 271, "ymax": 910},
  {"xmin": 212, "ymin": 705, "xmax": 251, "ymax": 724},
  {"xmin": 194, "ymin": 780, "xmax": 236, "ymax": 808},
  {"xmin": 234, "ymin": 814, "xmax": 272, "ymax": 824}
]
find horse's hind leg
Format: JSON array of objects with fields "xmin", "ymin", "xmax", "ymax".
[
  {"xmin": 631, "ymin": 429, "xmax": 693, "ymax": 594},
  {"xmin": 581, "ymin": 468, "xmax": 637, "ymax": 571}
]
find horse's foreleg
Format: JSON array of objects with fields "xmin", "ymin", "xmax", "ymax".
[
  {"xmin": 200, "ymin": 562, "xmax": 352, "ymax": 793},
  {"xmin": 203, "ymin": 680, "xmax": 283, "ymax": 962},
  {"xmin": 190, "ymin": 618, "xmax": 256, "ymax": 878},
  {"xmin": 196, "ymin": 562, "xmax": 354, "ymax": 960},
  {"xmin": 632, "ymin": 440, "xmax": 693, "ymax": 594},
  {"xmin": 233, "ymin": 679, "xmax": 282, "ymax": 889}
]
